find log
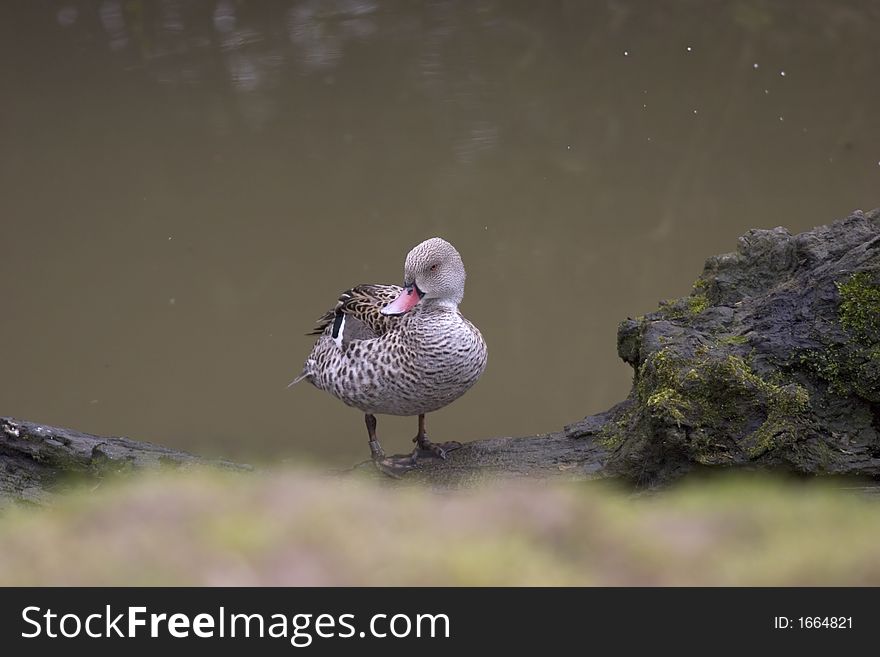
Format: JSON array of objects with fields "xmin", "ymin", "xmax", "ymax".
[
  {"xmin": 0, "ymin": 417, "xmax": 249, "ymax": 507},
  {"xmin": 348, "ymin": 403, "xmax": 621, "ymax": 486},
  {"xmin": 2, "ymin": 208, "xmax": 878, "ymax": 504},
  {"xmin": 0, "ymin": 412, "xmax": 610, "ymax": 505}
]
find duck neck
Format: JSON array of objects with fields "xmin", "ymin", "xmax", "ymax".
[{"xmin": 420, "ymin": 297, "xmax": 460, "ymax": 313}]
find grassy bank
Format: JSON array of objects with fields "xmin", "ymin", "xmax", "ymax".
[{"xmin": 0, "ymin": 470, "xmax": 876, "ymax": 585}]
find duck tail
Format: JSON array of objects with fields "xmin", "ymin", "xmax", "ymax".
[{"xmin": 287, "ymin": 371, "xmax": 309, "ymax": 388}]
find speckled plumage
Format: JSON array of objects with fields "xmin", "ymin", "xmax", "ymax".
[{"xmin": 292, "ymin": 238, "xmax": 487, "ymax": 449}]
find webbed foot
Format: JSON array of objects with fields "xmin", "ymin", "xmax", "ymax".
[
  {"xmin": 373, "ymin": 452, "xmax": 418, "ymax": 478},
  {"xmin": 413, "ymin": 435, "xmax": 462, "ymax": 460}
]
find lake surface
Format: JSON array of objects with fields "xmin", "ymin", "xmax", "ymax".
[{"xmin": 3, "ymin": 1, "xmax": 879, "ymax": 464}]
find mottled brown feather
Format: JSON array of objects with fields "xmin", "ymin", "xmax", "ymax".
[{"xmin": 307, "ymin": 284, "xmax": 403, "ymax": 337}]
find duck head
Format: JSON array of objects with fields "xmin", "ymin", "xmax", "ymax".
[{"xmin": 381, "ymin": 237, "xmax": 466, "ymax": 315}]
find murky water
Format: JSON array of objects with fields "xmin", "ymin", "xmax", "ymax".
[{"xmin": 3, "ymin": 1, "xmax": 879, "ymax": 464}]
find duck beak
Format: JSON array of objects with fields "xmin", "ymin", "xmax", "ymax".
[{"xmin": 381, "ymin": 283, "xmax": 423, "ymax": 315}]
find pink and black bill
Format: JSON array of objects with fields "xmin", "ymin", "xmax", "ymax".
[{"xmin": 380, "ymin": 283, "xmax": 424, "ymax": 315}]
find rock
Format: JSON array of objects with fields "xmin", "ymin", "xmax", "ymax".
[{"xmin": 566, "ymin": 208, "xmax": 880, "ymax": 485}]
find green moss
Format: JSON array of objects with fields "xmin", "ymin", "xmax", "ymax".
[
  {"xmin": 837, "ymin": 272, "xmax": 880, "ymax": 341},
  {"xmin": 646, "ymin": 388, "xmax": 688, "ymax": 425},
  {"xmin": 632, "ymin": 348, "xmax": 810, "ymax": 460},
  {"xmin": 702, "ymin": 354, "xmax": 809, "ymax": 458},
  {"xmin": 798, "ymin": 346, "xmax": 879, "ymax": 403},
  {"xmin": 597, "ymin": 409, "xmax": 637, "ymax": 450},
  {"xmin": 807, "ymin": 436, "xmax": 837, "ymax": 470},
  {"xmin": 718, "ymin": 335, "xmax": 749, "ymax": 346},
  {"xmin": 688, "ymin": 294, "xmax": 710, "ymax": 315},
  {"xmin": 659, "ymin": 293, "xmax": 710, "ymax": 320},
  {"xmin": 636, "ymin": 348, "xmax": 688, "ymax": 414},
  {"xmin": 798, "ymin": 349, "xmax": 847, "ymax": 395},
  {"xmin": 747, "ymin": 381, "xmax": 810, "ymax": 458},
  {"xmin": 795, "ymin": 273, "xmax": 880, "ymax": 403},
  {"xmin": 657, "ymin": 277, "xmax": 713, "ymax": 322}
]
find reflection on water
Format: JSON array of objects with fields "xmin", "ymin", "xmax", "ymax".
[{"xmin": 3, "ymin": 1, "xmax": 879, "ymax": 463}]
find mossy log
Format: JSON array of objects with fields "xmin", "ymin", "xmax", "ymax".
[
  {"xmin": 0, "ymin": 417, "xmax": 248, "ymax": 507},
  {"xmin": 2, "ymin": 208, "xmax": 879, "ymax": 504},
  {"xmin": 567, "ymin": 207, "xmax": 880, "ymax": 485},
  {"xmin": 0, "ymin": 414, "xmax": 610, "ymax": 504}
]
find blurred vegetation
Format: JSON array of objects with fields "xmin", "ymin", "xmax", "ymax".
[{"xmin": 0, "ymin": 469, "xmax": 878, "ymax": 585}]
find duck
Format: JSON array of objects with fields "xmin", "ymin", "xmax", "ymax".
[{"xmin": 290, "ymin": 237, "xmax": 487, "ymax": 472}]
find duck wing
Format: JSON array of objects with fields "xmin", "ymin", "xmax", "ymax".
[{"xmin": 307, "ymin": 284, "xmax": 402, "ymax": 339}]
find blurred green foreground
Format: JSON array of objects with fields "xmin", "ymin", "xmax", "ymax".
[{"xmin": 0, "ymin": 471, "xmax": 877, "ymax": 586}]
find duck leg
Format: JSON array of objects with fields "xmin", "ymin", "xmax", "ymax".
[
  {"xmin": 412, "ymin": 414, "xmax": 462, "ymax": 460},
  {"xmin": 365, "ymin": 413, "xmax": 384, "ymax": 460},
  {"xmin": 366, "ymin": 413, "xmax": 418, "ymax": 476}
]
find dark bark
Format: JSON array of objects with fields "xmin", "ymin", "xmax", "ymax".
[
  {"xmin": 349, "ymin": 405, "xmax": 620, "ymax": 486},
  {"xmin": 0, "ymin": 417, "xmax": 248, "ymax": 507}
]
